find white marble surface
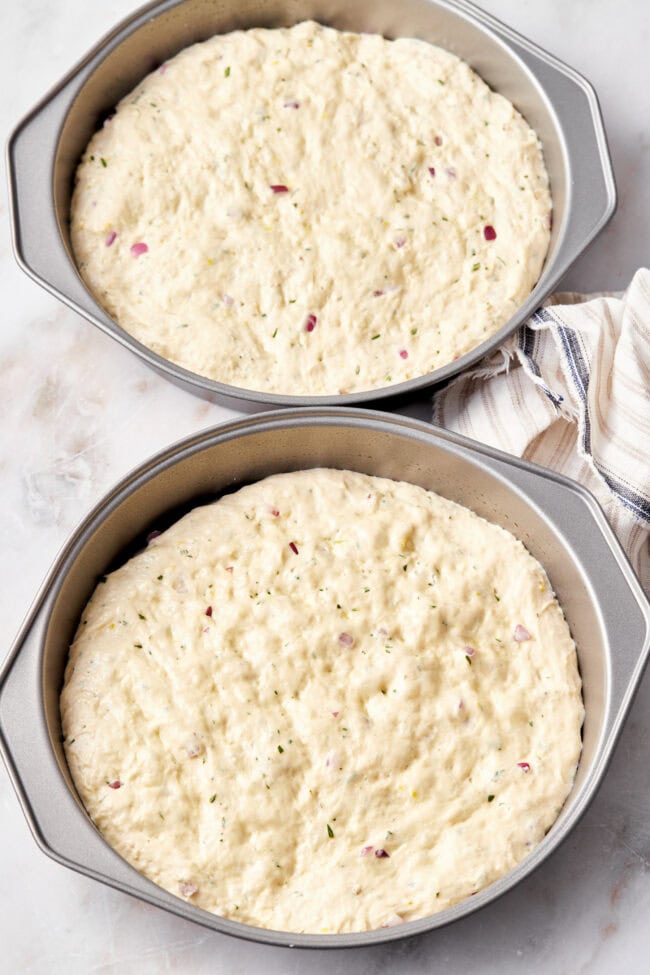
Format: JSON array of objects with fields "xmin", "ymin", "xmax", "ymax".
[{"xmin": 1, "ymin": 1, "xmax": 649, "ymax": 971}]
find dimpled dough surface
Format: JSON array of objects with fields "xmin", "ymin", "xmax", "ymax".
[
  {"xmin": 70, "ymin": 22, "xmax": 552, "ymax": 395},
  {"xmin": 61, "ymin": 470, "xmax": 583, "ymax": 933}
]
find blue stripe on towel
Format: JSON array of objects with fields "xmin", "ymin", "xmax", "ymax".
[
  {"xmin": 521, "ymin": 313, "xmax": 564, "ymax": 407},
  {"xmin": 547, "ymin": 311, "xmax": 650, "ymax": 525}
]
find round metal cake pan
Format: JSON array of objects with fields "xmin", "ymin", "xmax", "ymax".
[
  {"xmin": 0, "ymin": 409, "xmax": 648, "ymax": 948},
  {"xmin": 7, "ymin": 0, "xmax": 616, "ymax": 412}
]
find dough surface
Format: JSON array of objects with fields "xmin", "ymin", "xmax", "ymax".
[
  {"xmin": 71, "ymin": 22, "xmax": 551, "ymax": 394},
  {"xmin": 61, "ymin": 469, "xmax": 582, "ymax": 933}
]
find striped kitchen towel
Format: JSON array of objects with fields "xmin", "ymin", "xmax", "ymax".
[{"xmin": 433, "ymin": 267, "xmax": 650, "ymax": 591}]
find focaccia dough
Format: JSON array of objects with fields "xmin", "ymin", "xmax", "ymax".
[
  {"xmin": 61, "ymin": 470, "xmax": 582, "ymax": 933},
  {"xmin": 71, "ymin": 22, "xmax": 551, "ymax": 394}
]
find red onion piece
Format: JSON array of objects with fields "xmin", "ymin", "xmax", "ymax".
[
  {"xmin": 514, "ymin": 624, "xmax": 531, "ymax": 642},
  {"xmin": 130, "ymin": 242, "xmax": 148, "ymax": 257},
  {"xmin": 304, "ymin": 313, "xmax": 317, "ymax": 332},
  {"xmin": 394, "ymin": 236, "xmax": 406, "ymax": 249},
  {"xmin": 434, "ymin": 135, "xmax": 443, "ymax": 146},
  {"xmin": 517, "ymin": 762, "xmax": 531, "ymax": 773},
  {"xmin": 289, "ymin": 541, "xmax": 299, "ymax": 555},
  {"xmin": 375, "ymin": 848, "xmax": 390, "ymax": 859},
  {"xmin": 205, "ymin": 606, "xmax": 213, "ymax": 617},
  {"xmin": 270, "ymin": 184, "xmax": 289, "ymax": 194},
  {"xmin": 360, "ymin": 845, "xmax": 374, "ymax": 857},
  {"xmin": 283, "ymin": 100, "xmax": 300, "ymax": 109},
  {"xmin": 338, "ymin": 632, "xmax": 354, "ymax": 647},
  {"xmin": 178, "ymin": 881, "xmax": 198, "ymax": 897},
  {"xmin": 463, "ymin": 645, "xmax": 476, "ymax": 657},
  {"xmin": 399, "ymin": 349, "xmax": 409, "ymax": 360},
  {"xmin": 484, "ymin": 225, "xmax": 497, "ymax": 241},
  {"xmin": 146, "ymin": 530, "xmax": 162, "ymax": 544},
  {"xmin": 184, "ymin": 735, "xmax": 204, "ymax": 758},
  {"xmin": 108, "ymin": 780, "xmax": 121, "ymax": 789},
  {"xmin": 105, "ymin": 230, "xmax": 117, "ymax": 247}
]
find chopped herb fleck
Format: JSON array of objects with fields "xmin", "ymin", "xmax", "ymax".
[
  {"xmin": 371, "ymin": 334, "xmax": 381, "ymax": 340},
  {"xmin": 327, "ymin": 823, "xmax": 334, "ymax": 838},
  {"xmin": 278, "ymin": 745, "xmax": 284, "ymax": 753},
  {"xmin": 138, "ymin": 613, "xmax": 146, "ymax": 620},
  {"xmin": 100, "ymin": 157, "xmax": 107, "ymax": 168},
  {"xmin": 209, "ymin": 794, "xmax": 216, "ymax": 803},
  {"xmin": 488, "ymin": 794, "xmax": 495, "ymax": 802},
  {"xmin": 224, "ymin": 66, "xmax": 231, "ymax": 77}
]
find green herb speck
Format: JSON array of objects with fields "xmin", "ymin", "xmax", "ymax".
[
  {"xmin": 488, "ymin": 794, "xmax": 495, "ymax": 802},
  {"xmin": 224, "ymin": 66, "xmax": 231, "ymax": 77},
  {"xmin": 327, "ymin": 823, "xmax": 334, "ymax": 838},
  {"xmin": 371, "ymin": 334, "xmax": 381, "ymax": 341},
  {"xmin": 278, "ymin": 745, "xmax": 284, "ymax": 754},
  {"xmin": 100, "ymin": 157, "xmax": 107, "ymax": 168},
  {"xmin": 466, "ymin": 655, "xmax": 472, "ymax": 666}
]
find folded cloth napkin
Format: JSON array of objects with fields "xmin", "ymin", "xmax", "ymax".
[{"xmin": 433, "ymin": 268, "xmax": 650, "ymax": 592}]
